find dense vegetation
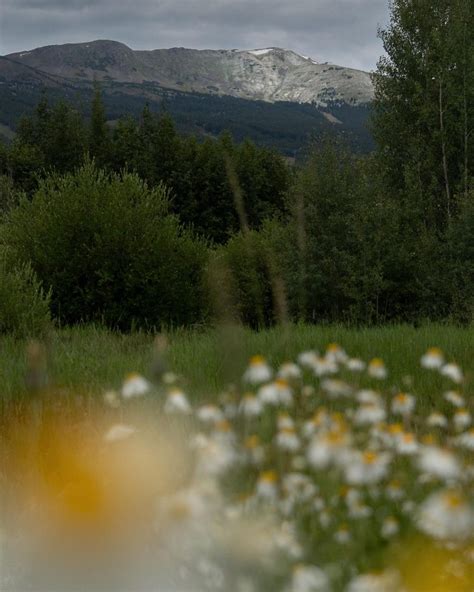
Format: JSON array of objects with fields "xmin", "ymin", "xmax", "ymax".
[{"xmin": 0, "ymin": 0, "xmax": 472, "ymax": 335}]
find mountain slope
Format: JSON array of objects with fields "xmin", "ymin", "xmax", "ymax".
[
  {"xmin": 0, "ymin": 41, "xmax": 375, "ymax": 154},
  {"xmin": 6, "ymin": 40, "xmax": 374, "ymax": 108}
]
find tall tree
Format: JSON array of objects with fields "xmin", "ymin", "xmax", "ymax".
[
  {"xmin": 372, "ymin": 0, "xmax": 474, "ymax": 227},
  {"xmin": 89, "ymin": 84, "xmax": 111, "ymax": 168}
]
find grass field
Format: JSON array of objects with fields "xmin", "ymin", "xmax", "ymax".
[
  {"xmin": 1, "ymin": 323, "xmax": 473, "ymax": 590},
  {"xmin": 1, "ymin": 322, "xmax": 472, "ymax": 405}
]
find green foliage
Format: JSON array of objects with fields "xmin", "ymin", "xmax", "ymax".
[
  {"xmin": 373, "ymin": 0, "xmax": 474, "ymax": 225},
  {"xmin": 217, "ymin": 227, "xmax": 277, "ymax": 328},
  {"xmin": 16, "ymin": 98, "xmax": 87, "ymax": 175},
  {"xmin": 444, "ymin": 192, "xmax": 474, "ymax": 322},
  {"xmin": 88, "ymin": 85, "xmax": 111, "ymax": 168},
  {"xmin": 2, "ymin": 163, "xmax": 208, "ymax": 330},
  {"xmin": 0, "ymin": 247, "xmax": 52, "ymax": 338}
]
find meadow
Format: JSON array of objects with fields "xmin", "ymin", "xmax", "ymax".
[
  {"xmin": 1, "ymin": 323, "xmax": 472, "ymax": 404},
  {"xmin": 1, "ymin": 323, "xmax": 473, "ymax": 591}
]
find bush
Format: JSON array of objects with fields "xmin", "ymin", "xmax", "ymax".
[
  {"xmin": 2, "ymin": 163, "xmax": 208, "ymax": 330},
  {"xmin": 217, "ymin": 221, "xmax": 286, "ymax": 328},
  {"xmin": 0, "ymin": 247, "xmax": 52, "ymax": 337}
]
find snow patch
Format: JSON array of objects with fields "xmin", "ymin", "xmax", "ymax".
[
  {"xmin": 247, "ymin": 48, "xmax": 273, "ymax": 57},
  {"xmin": 19, "ymin": 52, "xmax": 31, "ymax": 57},
  {"xmin": 300, "ymin": 54, "xmax": 319, "ymax": 65}
]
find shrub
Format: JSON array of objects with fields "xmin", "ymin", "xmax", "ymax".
[
  {"xmin": 0, "ymin": 247, "xmax": 52, "ymax": 337},
  {"xmin": 2, "ymin": 163, "xmax": 208, "ymax": 330},
  {"xmin": 218, "ymin": 221, "xmax": 286, "ymax": 328}
]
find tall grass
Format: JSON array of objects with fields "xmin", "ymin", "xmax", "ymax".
[{"xmin": 1, "ymin": 323, "xmax": 472, "ymax": 406}]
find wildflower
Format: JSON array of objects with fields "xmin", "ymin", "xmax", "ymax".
[
  {"xmin": 197, "ymin": 404, "xmax": 224, "ymax": 424},
  {"xmin": 258, "ymin": 378, "xmax": 293, "ymax": 406},
  {"xmin": 103, "ymin": 389, "xmax": 120, "ymax": 408},
  {"xmin": 455, "ymin": 428, "xmax": 474, "ymax": 451},
  {"xmin": 346, "ymin": 358, "xmax": 366, "ymax": 372},
  {"xmin": 313, "ymin": 356, "xmax": 339, "ymax": 376},
  {"xmin": 346, "ymin": 571, "xmax": 400, "ymax": 592},
  {"xmin": 290, "ymin": 564, "xmax": 329, "ymax": 592},
  {"xmin": 244, "ymin": 435, "xmax": 265, "ymax": 465},
  {"xmin": 277, "ymin": 412, "xmax": 295, "ymax": 430},
  {"xmin": 417, "ymin": 490, "xmax": 474, "ymax": 541},
  {"xmin": 193, "ymin": 433, "xmax": 237, "ymax": 477},
  {"xmin": 325, "ymin": 343, "xmax": 348, "ymax": 363},
  {"xmin": 421, "ymin": 347, "xmax": 445, "ymax": 369},
  {"xmin": 276, "ymin": 427, "xmax": 301, "ymax": 453},
  {"xmin": 297, "ymin": 350, "xmax": 319, "ymax": 369},
  {"xmin": 440, "ymin": 363, "xmax": 463, "ymax": 384},
  {"xmin": 368, "ymin": 358, "xmax": 388, "ymax": 379},
  {"xmin": 278, "ymin": 362, "xmax": 302, "ymax": 380},
  {"xmin": 301, "ymin": 385, "xmax": 315, "ymax": 398},
  {"xmin": 354, "ymin": 403, "xmax": 386, "ymax": 426},
  {"xmin": 444, "ymin": 390, "xmax": 465, "ymax": 408},
  {"xmin": 256, "ymin": 470, "xmax": 279, "ymax": 500},
  {"xmin": 239, "ymin": 393, "xmax": 263, "ymax": 418},
  {"xmin": 395, "ymin": 432, "xmax": 419, "ymax": 455},
  {"xmin": 453, "ymin": 409, "xmax": 472, "ymax": 431},
  {"xmin": 103, "ymin": 423, "xmax": 136, "ymax": 442},
  {"xmin": 391, "ymin": 392, "xmax": 415, "ymax": 417},
  {"xmin": 242, "ymin": 355, "xmax": 272, "ymax": 385},
  {"xmin": 319, "ymin": 510, "xmax": 331, "ymax": 528},
  {"xmin": 162, "ymin": 371, "xmax": 178, "ymax": 384},
  {"xmin": 418, "ymin": 447, "xmax": 461, "ymax": 481},
  {"xmin": 274, "ymin": 521, "xmax": 303, "ymax": 559},
  {"xmin": 348, "ymin": 502, "xmax": 372, "ymax": 519},
  {"xmin": 427, "ymin": 412, "xmax": 448, "ymax": 428},
  {"xmin": 386, "ymin": 479, "xmax": 405, "ymax": 501},
  {"xmin": 164, "ymin": 388, "xmax": 192, "ymax": 414},
  {"xmin": 381, "ymin": 516, "xmax": 399, "ymax": 538},
  {"xmin": 344, "ymin": 450, "xmax": 391, "ymax": 485},
  {"xmin": 307, "ymin": 430, "xmax": 351, "ymax": 470},
  {"xmin": 356, "ymin": 389, "xmax": 381, "ymax": 405},
  {"xmin": 121, "ymin": 372, "xmax": 151, "ymax": 398},
  {"xmin": 334, "ymin": 524, "xmax": 351, "ymax": 544},
  {"xmin": 321, "ymin": 378, "xmax": 352, "ymax": 398},
  {"xmin": 282, "ymin": 473, "xmax": 317, "ymax": 502}
]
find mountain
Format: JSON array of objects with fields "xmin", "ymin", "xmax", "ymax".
[
  {"xmin": 6, "ymin": 40, "xmax": 374, "ymax": 107},
  {"xmin": 0, "ymin": 40, "xmax": 375, "ymax": 154}
]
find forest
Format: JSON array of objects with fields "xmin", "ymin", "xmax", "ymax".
[{"xmin": 0, "ymin": 0, "xmax": 473, "ymax": 336}]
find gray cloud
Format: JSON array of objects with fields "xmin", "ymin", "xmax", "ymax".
[{"xmin": 0, "ymin": 0, "xmax": 390, "ymax": 70}]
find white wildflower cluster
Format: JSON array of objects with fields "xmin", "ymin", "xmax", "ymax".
[{"xmin": 6, "ymin": 344, "xmax": 470, "ymax": 592}]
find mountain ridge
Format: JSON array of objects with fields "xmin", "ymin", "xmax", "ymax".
[{"xmin": 5, "ymin": 39, "xmax": 374, "ymax": 108}]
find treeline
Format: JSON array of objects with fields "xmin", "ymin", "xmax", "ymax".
[
  {"xmin": 0, "ymin": 0, "xmax": 473, "ymax": 335},
  {"xmin": 0, "ymin": 91, "xmax": 290, "ymax": 244}
]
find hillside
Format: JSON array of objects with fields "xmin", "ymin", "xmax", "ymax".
[{"xmin": 0, "ymin": 41, "xmax": 375, "ymax": 153}]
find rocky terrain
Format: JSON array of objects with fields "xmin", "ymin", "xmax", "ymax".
[{"xmin": 6, "ymin": 40, "xmax": 374, "ymax": 108}]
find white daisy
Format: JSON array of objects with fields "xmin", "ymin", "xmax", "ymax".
[
  {"xmin": 164, "ymin": 388, "xmax": 192, "ymax": 414},
  {"xmin": 239, "ymin": 393, "xmax": 263, "ymax": 418},
  {"xmin": 391, "ymin": 392, "xmax": 415, "ymax": 417},
  {"xmin": 121, "ymin": 373, "xmax": 151, "ymax": 398},
  {"xmin": 444, "ymin": 391, "xmax": 465, "ymax": 408},
  {"xmin": 418, "ymin": 446, "xmax": 461, "ymax": 481},
  {"xmin": 368, "ymin": 358, "xmax": 388, "ymax": 380},
  {"xmin": 242, "ymin": 355, "xmax": 273, "ymax": 385},
  {"xmin": 440, "ymin": 363, "xmax": 463, "ymax": 384},
  {"xmin": 103, "ymin": 423, "xmax": 136, "ymax": 443},
  {"xmin": 290, "ymin": 564, "xmax": 329, "ymax": 592},
  {"xmin": 421, "ymin": 347, "xmax": 445, "ymax": 369},
  {"xmin": 417, "ymin": 490, "xmax": 474, "ymax": 541},
  {"xmin": 278, "ymin": 362, "xmax": 302, "ymax": 380}
]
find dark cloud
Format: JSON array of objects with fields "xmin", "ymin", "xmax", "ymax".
[{"xmin": 0, "ymin": 0, "xmax": 390, "ymax": 70}]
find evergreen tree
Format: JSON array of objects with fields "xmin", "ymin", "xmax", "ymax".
[{"xmin": 89, "ymin": 83, "xmax": 111, "ymax": 168}]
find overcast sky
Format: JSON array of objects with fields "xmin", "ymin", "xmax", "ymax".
[{"xmin": 0, "ymin": 0, "xmax": 390, "ymax": 71}]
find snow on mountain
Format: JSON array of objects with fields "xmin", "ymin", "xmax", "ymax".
[{"xmin": 6, "ymin": 40, "xmax": 374, "ymax": 108}]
